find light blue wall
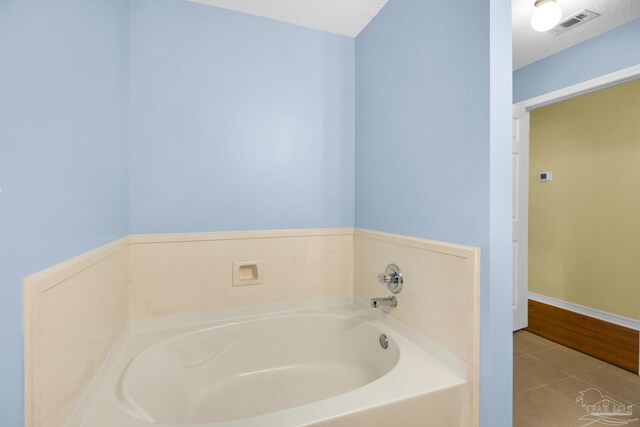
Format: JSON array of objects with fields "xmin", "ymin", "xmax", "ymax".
[
  {"xmin": 355, "ymin": 0, "xmax": 512, "ymax": 425},
  {"xmin": 0, "ymin": 0, "xmax": 130, "ymax": 425},
  {"xmin": 355, "ymin": 0, "xmax": 489, "ymax": 245},
  {"xmin": 129, "ymin": 0, "xmax": 355, "ymax": 234},
  {"xmin": 514, "ymin": 19, "xmax": 640, "ymax": 103}
]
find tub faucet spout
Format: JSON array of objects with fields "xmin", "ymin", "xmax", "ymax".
[{"xmin": 370, "ymin": 296, "xmax": 397, "ymax": 309}]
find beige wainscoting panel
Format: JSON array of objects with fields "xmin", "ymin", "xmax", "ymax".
[
  {"xmin": 23, "ymin": 237, "xmax": 130, "ymax": 427},
  {"xmin": 354, "ymin": 228, "xmax": 480, "ymax": 427},
  {"xmin": 129, "ymin": 229, "xmax": 354, "ymax": 319},
  {"xmin": 24, "ymin": 227, "xmax": 479, "ymax": 426}
]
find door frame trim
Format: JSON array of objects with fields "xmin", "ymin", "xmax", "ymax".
[
  {"xmin": 516, "ymin": 64, "xmax": 640, "ymax": 111},
  {"xmin": 512, "ymin": 105, "xmax": 529, "ymax": 331}
]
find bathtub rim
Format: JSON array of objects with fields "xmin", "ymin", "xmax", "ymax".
[{"xmin": 126, "ymin": 294, "xmax": 465, "ymax": 379}]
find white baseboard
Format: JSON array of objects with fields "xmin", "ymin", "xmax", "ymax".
[{"xmin": 528, "ymin": 292, "xmax": 639, "ymax": 331}]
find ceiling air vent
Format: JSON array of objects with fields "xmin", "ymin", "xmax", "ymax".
[{"xmin": 549, "ymin": 9, "xmax": 600, "ymax": 35}]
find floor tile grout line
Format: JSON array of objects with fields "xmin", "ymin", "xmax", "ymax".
[
  {"xmin": 525, "ymin": 344, "xmax": 609, "ymax": 365},
  {"xmin": 538, "ymin": 374, "xmax": 580, "ymax": 388},
  {"xmin": 514, "ymin": 331, "xmax": 559, "ymax": 349},
  {"xmin": 518, "ymin": 332, "xmax": 630, "ymax": 371},
  {"xmin": 520, "ymin": 339, "xmax": 635, "ymax": 382},
  {"xmin": 514, "ymin": 338, "xmax": 558, "ymax": 350},
  {"xmin": 526, "ymin": 351, "xmax": 607, "ymax": 376},
  {"xmin": 516, "ymin": 344, "xmax": 625, "ymax": 381},
  {"xmin": 522, "ymin": 346, "xmax": 562, "ymax": 356},
  {"xmin": 541, "ymin": 378, "xmax": 584, "ymax": 405},
  {"xmin": 600, "ymin": 365, "xmax": 640, "ymax": 385},
  {"xmin": 571, "ymin": 369, "xmax": 640, "ymax": 406},
  {"xmin": 514, "ymin": 369, "xmax": 573, "ymax": 393},
  {"xmin": 516, "ymin": 382, "xmax": 597, "ymax": 425},
  {"xmin": 515, "ymin": 384, "xmax": 544, "ymax": 394},
  {"xmin": 518, "ymin": 352, "xmax": 575, "ymax": 378}
]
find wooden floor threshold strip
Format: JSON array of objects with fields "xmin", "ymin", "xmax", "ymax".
[{"xmin": 526, "ymin": 299, "xmax": 639, "ymax": 374}]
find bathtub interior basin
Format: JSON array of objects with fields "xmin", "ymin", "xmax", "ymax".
[{"xmin": 117, "ymin": 314, "xmax": 399, "ymax": 424}]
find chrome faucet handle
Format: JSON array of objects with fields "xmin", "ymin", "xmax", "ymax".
[
  {"xmin": 377, "ymin": 273, "xmax": 391, "ymax": 284},
  {"xmin": 377, "ymin": 264, "xmax": 403, "ymax": 294}
]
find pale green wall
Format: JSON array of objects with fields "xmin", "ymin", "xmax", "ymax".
[{"xmin": 530, "ymin": 79, "xmax": 640, "ymax": 321}]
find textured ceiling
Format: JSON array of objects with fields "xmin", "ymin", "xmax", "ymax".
[
  {"xmin": 513, "ymin": 0, "xmax": 640, "ymax": 69},
  {"xmin": 190, "ymin": 0, "xmax": 389, "ymax": 37}
]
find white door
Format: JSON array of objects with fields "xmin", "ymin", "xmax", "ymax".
[{"xmin": 513, "ymin": 105, "xmax": 529, "ymax": 331}]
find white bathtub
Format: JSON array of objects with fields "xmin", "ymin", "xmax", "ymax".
[{"xmin": 70, "ymin": 299, "xmax": 467, "ymax": 427}]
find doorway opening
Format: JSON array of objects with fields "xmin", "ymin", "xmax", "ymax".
[{"xmin": 512, "ymin": 65, "xmax": 640, "ymax": 426}]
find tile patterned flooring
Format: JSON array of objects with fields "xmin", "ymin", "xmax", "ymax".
[{"xmin": 514, "ymin": 330, "xmax": 640, "ymax": 426}]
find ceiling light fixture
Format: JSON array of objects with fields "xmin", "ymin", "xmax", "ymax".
[{"xmin": 531, "ymin": 0, "xmax": 563, "ymax": 32}]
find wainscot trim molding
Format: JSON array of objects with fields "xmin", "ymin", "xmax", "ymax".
[
  {"xmin": 354, "ymin": 228, "xmax": 479, "ymax": 259},
  {"xmin": 23, "ymin": 236, "xmax": 130, "ymax": 293},
  {"xmin": 129, "ymin": 227, "xmax": 355, "ymax": 244}
]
